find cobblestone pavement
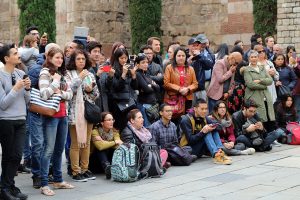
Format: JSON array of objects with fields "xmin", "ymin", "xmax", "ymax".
[{"xmin": 9, "ymin": 144, "xmax": 300, "ymax": 200}]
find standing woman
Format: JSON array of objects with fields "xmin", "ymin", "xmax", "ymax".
[
  {"xmin": 164, "ymin": 47, "xmax": 198, "ymax": 123},
  {"xmin": 243, "ymin": 50, "xmax": 275, "ymax": 132},
  {"xmin": 39, "ymin": 48, "xmax": 74, "ymax": 196},
  {"xmin": 65, "ymin": 49, "xmax": 99, "ymax": 182},
  {"xmin": 106, "ymin": 48, "xmax": 138, "ymax": 131},
  {"xmin": 254, "ymin": 44, "xmax": 279, "ymax": 104},
  {"xmin": 135, "ymin": 53, "xmax": 160, "ymax": 127}
]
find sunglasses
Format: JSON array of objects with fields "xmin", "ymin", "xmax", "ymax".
[
  {"xmin": 11, "ymin": 73, "xmax": 16, "ymax": 86},
  {"xmin": 257, "ymin": 50, "xmax": 265, "ymax": 54}
]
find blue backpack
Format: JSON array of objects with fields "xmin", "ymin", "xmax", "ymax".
[{"xmin": 111, "ymin": 143, "xmax": 140, "ymax": 182}]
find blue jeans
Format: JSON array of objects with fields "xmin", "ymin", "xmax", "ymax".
[
  {"xmin": 204, "ymin": 131, "xmax": 224, "ymax": 156},
  {"xmin": 23, "ymin": 113, "xmax": 31, "ymax": 161},
  {"xmin": 29, "ymin": 112, "xmax": 44, "ymax": 177},
  {"xmin": 294, "ymin": 95, "xmax": 300, "ymax": 121},
  {"xmin": 137, "ymin": 103, "xmax": 151, "ymax": 128},
  {"xmin": 40, "ymin": 116, "xmax": 68, "ymax": 187}
]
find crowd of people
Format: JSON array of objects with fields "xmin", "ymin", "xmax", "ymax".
[{"xmin": 0, "ymin": 25, "xmax": 299, "ymax": 200}]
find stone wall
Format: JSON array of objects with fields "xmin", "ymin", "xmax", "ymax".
[
  {"xmin": 0, "ymin": 0, "xmax": 254, "ymax": 55},
  {"xmin": 0, "ymin": 0, "xmax": 19, "ymax": 44},
  {"xmin": 277, "ymin": 0, "xmax": 300, "ymax": 54}
]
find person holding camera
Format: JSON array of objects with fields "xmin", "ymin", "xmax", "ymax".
[
  {"xmin": 232, "ymin": 99, "xmax": 282, "ymax": 152},
  {"xmin": 106, "ymin": 48, "xmax": 138, "ymax": 131},
  {"xmin": 179, "ymin": 99, "xmax": 232, "ymax": 165}
]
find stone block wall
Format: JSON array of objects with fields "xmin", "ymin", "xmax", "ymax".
[
  {"xmin": 1, "ymin": 0, "xmax": 255, "ymax": 55},
  {"xmin": 277, "ymin": 0, "xmax": 300, "ymax": 54}
]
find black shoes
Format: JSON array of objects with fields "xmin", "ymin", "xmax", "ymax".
[
  {"xmin": 72, "ymin": 174, "xmax": 87, "ymax": 182},
  {"xmin": 82, "ymin": 170, "xmax": 96, "ymax": 180},
  {"xmin": 9, "ymin": 186, "xmax": 28, "ymax": 200},
  {"xmin": 32, "ymin": 176, "xmax": 41, "ymax": 189},
  {"xmin": 191, "ymin": 155, "xmax": 198, "ymax": 162},
  {"xmin": 0, "ymin": 186, "xmax": 28, "ymax": 200},
  {"xmin": 102, "ymin": 162, "xmax": 111, "ymax": 180},
  {"xmin": 17, "ymin": 165, "xmax": 30, "ymax": 174}
]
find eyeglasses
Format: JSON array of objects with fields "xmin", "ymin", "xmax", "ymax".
[
  {"xmin": 257, "ymin": 50, "xmax": 265, "ymax": 54},
  {"xmin": 144, "ymin": 52, "xmax": 153, "ymax": 55},
  {"xmin": 218, "ymin": 106, "xmax": 226, "ymax": 109},
  {"xmin": 104, "ymin": 118, "xmax": 115, "ymax": 122},
  {"xmin": 11, "ymin": 73, "xmax": 16, "ymax": 86}
]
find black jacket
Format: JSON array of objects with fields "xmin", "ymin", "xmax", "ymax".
[
  {"xmin": 232, "ymin": 110, "xmax": 261, "ymax": 137},
  {"xmin": 136, "ymin": 69, "xmax": 159, "ymax": 104}
]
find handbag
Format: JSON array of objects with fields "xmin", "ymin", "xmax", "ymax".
[
  {"xmin": 29, "ymin": 88, "xmax": 62, "ymax": 117},
  {"xmin": 145, "ymin": 103, "xmax": 159, "ymax": 123},
  {"xmin": 84, "ymin": 100, "xmax": 101, "ymax": 124},
  {"xmin": 116, "ymin": 98, "xmax": 136, "ymax": 112},
  {"xmin": 286, "ymin": 122, "xmax": 300, "ymax": 145},
  {"xmin": 277, "ymin": 85, "xmax": 291, "ymax": 97},
  {"xmin": 164, "ymin": 94, "xmax": 185, "ymax": 117},
  {"xmin": 165, "ymin": 144, "xmax": 193, "ymax": 166}
]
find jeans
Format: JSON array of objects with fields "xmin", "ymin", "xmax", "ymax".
[
  {"xmin": 0, "ymin": 120, "xmax": 26, "ymax": 188},
  {"xmin": 208, "ymin": 98, "xmax": 218, "ymax": 113},
  {"xmin": 23, "ymin": 114, "xmax": 31, "ymax": 161},
  {"xmin": 236, "ymin": 129, "xmax": 282, "ymax": 151},
  {"xmin": 137, "ymin": 103, "xmax": 151, "ymax": 128},
  {"xmin": 294, "ymin": 95, "xmax": 300, "ymax": 121},
  {"xmin": 29, "ymin": 112, "xmax": 44, "ymax": 177},
  {"xmin": 40, "ymin": 116, "xmax": 68, "ymax": 187},
  {"xmin": 204, "ymin": 131, "xmax": 224, "ymax": 156}
]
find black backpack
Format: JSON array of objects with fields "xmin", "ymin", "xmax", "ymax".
[
  {"xmin": 139, "ymin": 142, "xmax": 164, "ymax": 178},
  {"xmin": 165, "ymin": 144, "xmax": 193, "ymax": 166}
]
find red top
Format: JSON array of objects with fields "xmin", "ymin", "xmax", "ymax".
[
  {"xmin": 52, "ymin": 102, "xmax": 67, "ymax": 118},
  {"xmin": 177, "ymin": 66, "xmax": 185, "ymax": 87}
]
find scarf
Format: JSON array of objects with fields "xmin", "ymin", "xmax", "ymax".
[
  {"xmin": 98, "ymin": 127, "xmax": 114, "ymax": 141},
  {"xmin": 220, "ymin": 118, "xmax": 232, "ymax": 128},
  {"xmin": 128, "ymin": 122, "xmax": 152, "ymax": 143},
  {"xmin": 72, "ymin": 70, "xmax": 88, "ymax": 148}
]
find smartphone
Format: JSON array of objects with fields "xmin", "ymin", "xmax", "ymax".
[
  {"xmin": 292, "ymin": 52, "xmax": 297, "ymax": 59},
  {"xmin": 129, "ymin": 55, "xmax": 135, "ymax": 61},
  {"xmin": 102, "ymin": 65, "xmax": 111, "ymax": 73},
  {"xmin": 23, "ymin": 75, "xmax": 28, "ymax": 79}
]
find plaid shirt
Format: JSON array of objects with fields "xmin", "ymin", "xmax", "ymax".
[{"xmin": 148, "ymin": 119, "xmax": 178, "ymax": 148}]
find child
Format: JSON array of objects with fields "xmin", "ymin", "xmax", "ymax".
[{"xmin": 20, "ymin": 35, "xmax": 39, "ymax": 72}]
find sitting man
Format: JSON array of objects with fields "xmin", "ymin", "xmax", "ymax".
[
  {"xmin": 232, "ymin": 99, "xmax": 283, "ymax": 151},
  {"xmin": 149, "ymin": 104, "xmax": 197, "ymax": 166},
  {"xmin": 179, "ymin": 99, "xmax": 232, "ymax": 165}
]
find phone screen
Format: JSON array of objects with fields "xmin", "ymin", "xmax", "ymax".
[
  {"xmin": 102, "ymin": 65, "xmax": 111, "ymax": 72},
  {"xmin": 292, "ymin": 52, "xmax": 297, "ymax": 59}
]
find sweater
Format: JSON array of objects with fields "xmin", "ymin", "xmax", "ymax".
[{"xmin": 0, "ymin": 68, "xmax": 30, "ymax": 120}]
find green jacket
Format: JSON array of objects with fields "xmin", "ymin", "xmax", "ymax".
[{"xmin": 243, "ymin": 65, "xmax": 275, "ymax": 122}]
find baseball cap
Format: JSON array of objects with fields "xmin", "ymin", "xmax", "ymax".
[
  {"xmin": 194, "ymin": 34, "xmax": 208, "ymax": 44},
  {"xmin": 188, "ymin": 38, "xmax": 196, "ymax": 45}
]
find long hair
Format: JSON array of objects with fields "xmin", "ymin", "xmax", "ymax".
[
  {"xmin": 215, "ymin": 43, "xmax": 229, "ymax": 60},
  {"xmin": 211, "ymin": 100, "xmax": 231, "ymax": 121},
  {"xmin": 278, "ymin": 94, "xmax": 296, "ymax": 117},
  {"xmin": 43, "ymin": 47, "xmax": 66, "ymax": 75},
  {"xmin": 110, "ymin": 42, "xmax": 125, "ymax": 65},
  {"xmin": 171, "ymin": 47, "xmax": 188, "ymax": 68},
  {"xmin": 66, "ymin": 49, "xmax": 91, "ymax": 71},
  {"xmin": 111, "ymin": 48, "xmax": 129, "ymax": 76}
]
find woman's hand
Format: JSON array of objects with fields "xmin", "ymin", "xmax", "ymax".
[
  {"xmin": 223, "ymin": 93, "xmax": 229, "ymax": 100},
  {"xmin": 223, "ymin": 142, "xmax": 234, "ymax": 149},
  {"xmin": 268, "ymin": 68, "xmax": 275, "ymax": 76},
  {"xmin": 84, "ymin": 85, "xmax": 93, "ymax": 93},
  {"xmin": 275, "ymin": 81, "xmax": 282, "ymax": 86},
  {"xmin": 108, "ymin": 68, "xmax": 115, "ymax": 78},
  {"xmin": 92, "ymin": 135, "xmax": 103, "ymax": 142},
  {"xmin": 289, "ymin": 56, "xmax": 297, "ymax": 66},
  {"xmin": 179, "ymin": 87, "xmax": 189, "ymax": 96},
  {"xmin": 79, "ymin": 69, "xmax": 89, "ymax": 80},
  {"xmin": 253, "ymin": 80, "xmax": 261, "ymax": 84},
  {"xmin": 121, "ymin": 65, "xmax": 129, "ymax": 79},
  {"xmin": 130, "ymin": 65, "xmax": 137, "ymax": 79},
  {"xmin": 52, "ymin": 73, "xmax": 61, "ymax": 82},
  {"xmin": 96, "ymin": 67, "xmax": 104, "ymax": 77},
  {"xmin": 115, "ymin": 139, "xmax": 123, "ymax": 145}
]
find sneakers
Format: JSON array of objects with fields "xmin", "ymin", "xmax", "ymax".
[
  {"xmin": 163, "ymin": 161, "xmax": 171, "ymax": 169},
  {"xmin": 10, "ymin": 185, "xmax": 28, "ymax": 200},
  {"xmin": 82, "ymin": 170, "xmax": 96, "ymax": 180},
  {"xmin": 240, "ymin": 148, "xmax": 256, "ymax": 155},
  {"xmin": 32, "ymin": 176, "xmax": 41, "ymax": 189},
  {"xmin": 72, "ymin": 174, "xmax": 87, "ymax": 182},
  {"xmin": 272, "ymin": 140, "xmax": 282, "ymax": 147},
  {"xmin": 17, "ymin": 164, "xmax": 30, "ymax": 174},
  {"xmin": 213, "ymin": 150, "xmax": 232, "ymax": 165},
  {"xmin": 105, "ymin": 165, "xmax": 111, "ymax": 180}
]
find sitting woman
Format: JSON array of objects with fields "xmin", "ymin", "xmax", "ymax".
[
  {"xmin": 276, "ymin": 94, "xmax": 297, "ymax": 143},
  {"xmin": 121, "ymin": 109, "xmax": 168, "ymax": 168},
  {"xmin": 91, "ymin": 112, "xmax": 123, "ymax": 179},
  {"xmin": 210, "ymin": 101, "xmax": 255, "ymax": 156},
  {"xmin": 135, "ymin": 53, "xmax": 160, "ymax": 127}
]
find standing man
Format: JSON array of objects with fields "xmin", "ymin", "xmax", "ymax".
[
  {"xmin": 190, "ymin": 34, "xmax": 215, "ymax": 102},
  {"xmin": 264, "ymin": 36, "xmax": 275, "ymax": 60},
  {"xmin": 0, "ymin": 44, "xmax": 30, "ymax": 200},
  {"xmin": 147, "ymin": 37, "xmax": 163, "ymax": 68}
]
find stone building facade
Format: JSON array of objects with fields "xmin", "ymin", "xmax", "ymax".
[
  {"xmin": 277, "ymin": 0, "xmax": 300, "ymax": 55},
  {"xmin": 1, "ymin": 0, "xmax": 255, "ymax": 55}
]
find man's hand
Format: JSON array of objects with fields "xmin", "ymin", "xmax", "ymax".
[
  {"xmin": 13, "ymin": 80, "xmax": 24, "ymax": 91},
  {"xmin": 246, "ymin": 124, "xmax": 257, "ymax": 132},
  {"xmin": 23, "ymin": 77, "xmax": 31, "ymax": 90},
  {"xmin": 255, "ymin": 122, "xmax": 264, "ymax": 130},
  {"xmin": 201, "ymin": 124, "xmax": 216, "ymax": 134}
]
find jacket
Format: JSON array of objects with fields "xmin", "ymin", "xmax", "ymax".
[
  {"xmin": 91, "ymin": 128, "xmax": 121, "ymax": 151},
  {"xmin": 232, "ymin": 110, "xmax": 261, "ymax": 137},
  {"xmin": 191, "ymin": 49, "xmax": 215, "ymax": 91},
  {"xmin": 28, "ymin": 53, "xmax": 45, "ymax": 89},
  {"xmin": 147, "ymin": 62, "xmax": 164, "ymax": 85},
  {"xmin": 163, "ymin": 65, "xmax": 198, "ymax": 100},
  {"xmin": 207, "ymin": 56, "xmax": 235, "ymax": 100},
  {"xmin": 243, "ymin": 65, "xmax": 275, "ymax": 122},
  {"xmin": 121, "ymin": 125, "xmax": 154, "ymax": 150},
  {"xmin": 136, "ymin": 69, "xmax": 159, "ymax": 104},
  {"xmin": 179, "ymin": 113, "xmax": 214, "ymax": 146},
  {"xmin": 276, "ymin": 66, "xmax": 297, "ymax": 91},
  {"xmin": 293, "ymin": 64, "xmax": 300, "ymax": 95},
  {"xmin": 20, "ymin": 47, "xmax": 39, "ymax": 70}
]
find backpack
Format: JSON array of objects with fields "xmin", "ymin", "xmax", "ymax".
[
  {"xmin": 139, "ymin": 142, "xmax": 164, "ymax": 178},
  {"xmin": 286, "ymin": 122, "xmax": 300, "ymax": 145},
  {"xmin": 111, "ymin": 143, "xmax": 140, "ymax": 182},
  {"xmin": 165, "ymin": 144, "xmax": 193, "ymax": 166}
]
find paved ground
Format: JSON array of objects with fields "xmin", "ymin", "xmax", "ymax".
[{"xmin": 11, "ymin": 144, "xmax": 300, "ymax": 200}]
